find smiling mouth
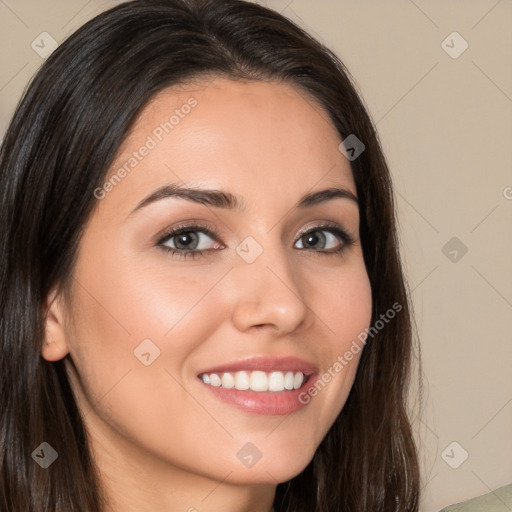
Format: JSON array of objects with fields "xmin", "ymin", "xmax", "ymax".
[{"xmin": 198, "ymin": 370, "xmax": 310, "ymax": 392}]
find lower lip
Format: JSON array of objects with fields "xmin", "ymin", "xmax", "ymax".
[{"xmin": 200, "ymin": 376, "xmax": 316, "ymax": 415}]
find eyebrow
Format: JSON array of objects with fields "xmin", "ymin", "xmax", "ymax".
[{"xmin": 128, "ymin": 183, "xmax": 358, "ymax": 217}]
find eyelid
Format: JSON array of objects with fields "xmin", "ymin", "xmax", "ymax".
[
  {"xmin": 156, "ymin": 220, "xmax": 221, "ymax": 246},
  {"xmin": 295, "ymin": 220, "xmax": 355, "ymax": 245}
]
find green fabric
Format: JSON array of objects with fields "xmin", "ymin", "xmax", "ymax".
[{"xmin": 439, "ymin": 483, "xmax": 512, "ymax": 511}]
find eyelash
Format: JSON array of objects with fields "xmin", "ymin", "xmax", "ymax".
[{"xmin": 156, "ymin": 221, "xmax": 356, "ymax": 260}]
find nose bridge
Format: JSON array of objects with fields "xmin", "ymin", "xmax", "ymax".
[{"xmin": 229, "ymin": 235, "xmax": 312, "ymax": 334}]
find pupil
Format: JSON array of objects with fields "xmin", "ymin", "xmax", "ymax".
[
  {"xmin": 304, "ymin": 231, "xmax": 325, "ymax": 249},
  {"xmin": 175, "ymin": 232, "xmax": 198, "ymax": 250}
]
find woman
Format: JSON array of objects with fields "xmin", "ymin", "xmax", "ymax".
[{"xmin": 0, "ymin": 0, "xmax": 420, "ymax": 510}]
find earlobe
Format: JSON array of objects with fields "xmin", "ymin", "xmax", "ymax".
[{"xmin": 42, "ymin": 288, "xmax": 70, "ymax": 362}]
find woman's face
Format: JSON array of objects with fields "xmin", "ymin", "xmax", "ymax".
[{"xmin": 44, "ymin": 77, "xmax": 372, "ymax": 493}]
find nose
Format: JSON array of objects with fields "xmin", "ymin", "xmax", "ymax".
[{"xmin": 229, "ymin": 243, "xmax": 314, "ymax": 336}]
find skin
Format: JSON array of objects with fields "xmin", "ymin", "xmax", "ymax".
[{"xmin": 42, "ymin": 77, "xmax": 372, "ymax": 512}]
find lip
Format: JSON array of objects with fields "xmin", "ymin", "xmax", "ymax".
[
  {"xmin": 197, "ymin": 356, "xmax": 319, "ymax": 377},
  {"xmin": 197, "ymin": 356, "xmax": 319, "ymax": 416}
]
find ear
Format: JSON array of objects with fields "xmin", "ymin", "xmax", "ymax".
[{"xmin": 42, "ymin": 287, "xmax": 70, "ymax": 362}]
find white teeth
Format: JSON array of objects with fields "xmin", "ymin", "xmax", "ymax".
[
  {"xmin": 284, "ymin": 371, "xmax": 295, "ymax": 390},
  {"xmin": 268, "ymin": 371, "xmax": 285, "ymax": 392},
  {"xmin": 221, "ymin": 373, "xmax": 235, "ymax": 388},
  {"xmin": 234, "ymin": 371, "xmax": 250, "ymax": 390},
  {"xmin": 200, "ymin": 370, "xmax": 307, "ymax": 392},
  {"xmin": 293, "ymin": 372, "xmax": 304, "ymax": 389},
  {"xmin": 209, "ymin": 374, "xmax": 221, "ymax": 387},
  {"xmin": 250, "ymin": 370, "xmax": 268, "ymax": 391}
]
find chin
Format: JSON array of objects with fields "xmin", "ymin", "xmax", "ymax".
[{"xmin": 223, "ymin": 447, "xmax": 316, "ymax": 486}]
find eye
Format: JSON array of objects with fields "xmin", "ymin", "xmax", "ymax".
[
  {"xmin": 157, "ymin": 223, "xmax": 222, "ymax": 260},
  {"xmin": 294, "ymin": 223, "xmax": 355, "ymax": 254},
  {"xmin": 156, "ymin": 221, "xmax": 355, "ymax": 260}
]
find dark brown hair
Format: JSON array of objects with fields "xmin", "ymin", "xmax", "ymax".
[{"xmin": 0, "ymin": 0, "xmax": 420, "ymax": 510}]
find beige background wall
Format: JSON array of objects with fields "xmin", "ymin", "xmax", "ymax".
[{"xmin": 1, "ymin": 1, "xmax": 511, "ymax": 510}]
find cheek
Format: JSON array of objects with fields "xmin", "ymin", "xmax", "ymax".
[
  {"xmin": 308, "ymin": 253, "xmax": 373, "ymax": 350},
  {"xmin": 68, "ymin": 246, "xmax": 226, "ymax": 352},
  {"xmin": 63, "ymin": 262, "xmax": 232, "ymax": 473},
  {"xmin": 298, "ymin": 258, "xmax": 372, "ymax": 432},
  {"xmin": 321, "ymin": 268, "xmax": 372, "ymax": 334},
  {"xmin": 64, "ymin": 252, "xmax": 231, "ymax": 416}
]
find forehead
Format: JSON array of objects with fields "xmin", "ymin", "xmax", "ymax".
[{"xmin": 102, "ymin": 77, "xmax": 355, "ymax": 215}]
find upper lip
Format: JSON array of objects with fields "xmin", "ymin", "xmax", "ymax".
[{"xmin": 197, "ymin": 356, "xmax": 319, "ymax": 376}]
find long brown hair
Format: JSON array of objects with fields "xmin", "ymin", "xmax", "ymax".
[{"xmin": 0, "ymin": 0, "xmax": 420, "ymax": 510}]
